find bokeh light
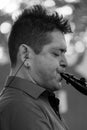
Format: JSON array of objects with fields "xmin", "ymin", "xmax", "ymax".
[
  {"xmin": 42, "ymin": 0, "xmax": 56, "ymax": 7},
  {"xmin": 55, "ymin": 5, "xmax": 73, "ymax": 17},
  {"xmin": 75, "ymin": 41, "xmax": 85, "ymax": 53},
  {"xmin": 64, "ymin": 0, "xmax": 80, "ymax": 3},
  {"xmin": 0, "ymin": 21, "xmax": 12, "ymax": 34},
  {"xmin": 0, "ymin": 46, "xmax": 9, "ymax": 64},
  {"xmin": 0, "ymin": 0, "xmax": 10, "ymax": 10},
  {"xmin": 4, "ymin": 2, "xmax": 19, "ymax": 14}
]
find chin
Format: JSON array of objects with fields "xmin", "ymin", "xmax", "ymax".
[
  {"xmin": 45, "ymin": 80, "xmax": 62, "ymax": 91},
  {"xmin": 50, "ymin": 83, "xmax": 62, "ymax": 92},
  {"xmin": 54, "ymin": 82, "xmax": 62, "ymax": 91}
]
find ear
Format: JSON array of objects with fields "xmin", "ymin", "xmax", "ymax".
[{"xmin": 19, "ymin": 44, "xmax": 32, "ymax": 68}]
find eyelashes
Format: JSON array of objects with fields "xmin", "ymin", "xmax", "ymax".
[
  {"xmin": 52, "ymin": 51, "xmax": 66, "ymax": 57},
  {"xmin": 52, "ymin": 53, "xmax": 59, "ymax": 57}
]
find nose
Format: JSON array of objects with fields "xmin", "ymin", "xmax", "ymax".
[{"xmin": 59, "ymin": 57, "xmax": 68, "ymax": 69}]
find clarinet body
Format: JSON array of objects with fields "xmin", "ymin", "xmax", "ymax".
[{"xmin": 60, "ymin": 72, "xmax": 87, "ymax": 96}]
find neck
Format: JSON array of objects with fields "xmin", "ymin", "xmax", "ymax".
[{"xmin": 9, "ymin": 66, "xmax": 36, "ymax": 84}]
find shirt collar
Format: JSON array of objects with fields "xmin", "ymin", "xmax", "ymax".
[{"xmin": 5, "ymin": 76, "xmax": 46, "ymax": 99}]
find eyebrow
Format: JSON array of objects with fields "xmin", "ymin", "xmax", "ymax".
[{"xmin": 51, "ymin": 48, "xmax": 67, "ymax": 53}]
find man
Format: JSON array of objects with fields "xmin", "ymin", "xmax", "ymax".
[{"xmin": 0, "ymin": 5, "xmax": 72, "ymax": 130}]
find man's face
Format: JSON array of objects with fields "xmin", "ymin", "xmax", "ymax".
[{"xmin": 30, "ymin": 30, "xmax": 67, "ymax": 91}]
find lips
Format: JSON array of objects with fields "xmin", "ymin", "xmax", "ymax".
[
  {"xmin": 56, "ymin": 68, "xmax": 65, "ymax": 80},
  {"xmin": 59, "ymin": 75, "xmax": 63, "ymax": 82},
  {"xmin": 56, "ymin": 68, "xmax": 65, "ymax": 74},
  {"xmin": 56, "ymin": 73, "xmax": 63, "ymax": 82}
]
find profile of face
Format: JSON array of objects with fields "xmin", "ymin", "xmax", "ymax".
[{"xmin": 28, "ymin": 30, "xmax": 67, "ymax": 91}]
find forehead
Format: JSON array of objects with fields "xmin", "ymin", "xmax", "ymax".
[{"xmin": 42, "ymin": 30, "xmax": 66, "ymax": 52}]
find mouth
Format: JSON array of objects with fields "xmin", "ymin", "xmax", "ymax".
[
  {"xmin": 56, "ymin": 73, "xmax": 63, "ymax": 82},
  {"xmin": 59, "ymin": 76, "xmax": 63, "ymax": 83},
  {"xmin": 56, "ymin": 69, "xmax": 64, "ymax": 80}
]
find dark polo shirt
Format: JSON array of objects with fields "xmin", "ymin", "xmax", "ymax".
[{"xmin": 0, "ymin": 76, "xmax": 68, "ymax": 130}]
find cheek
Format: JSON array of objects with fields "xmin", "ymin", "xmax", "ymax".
[{"xmin": 34, "ymin": 56, "xmax": 58, "ymax": 80}]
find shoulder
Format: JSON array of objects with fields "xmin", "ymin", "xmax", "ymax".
[
  {"xmin": 0, "ymin": 88, "xmax": 46, "ymax": 117},
  {"xmin": 3, "ymin": 97, "xmax": 51, "ymax": 130},
  {"xmin": 0, "ymin": 89, "xmax": 52, "ymax": 130}
]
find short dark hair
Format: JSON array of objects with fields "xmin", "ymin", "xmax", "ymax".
[{"xmin": 8, "ymin": 5, "xmax": 72, "ymax": 67}]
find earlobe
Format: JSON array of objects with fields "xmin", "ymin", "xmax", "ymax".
[{"xmin": 24, "ymin": 60, "xmax": 30, "ymax": 68}]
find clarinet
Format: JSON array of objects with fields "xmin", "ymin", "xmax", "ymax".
[{"xmin": 60, "ymin": 72, "xmax": 87, "ymax": 96}]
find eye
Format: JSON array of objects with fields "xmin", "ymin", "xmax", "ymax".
[{"xmin": 52, "ymin": 53, "xmax": 59, "ymax": 57}]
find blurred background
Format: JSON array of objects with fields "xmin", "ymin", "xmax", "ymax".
[{"xmin": 0, "ymin": 0, "xmax": 87, "ymax": 129}]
